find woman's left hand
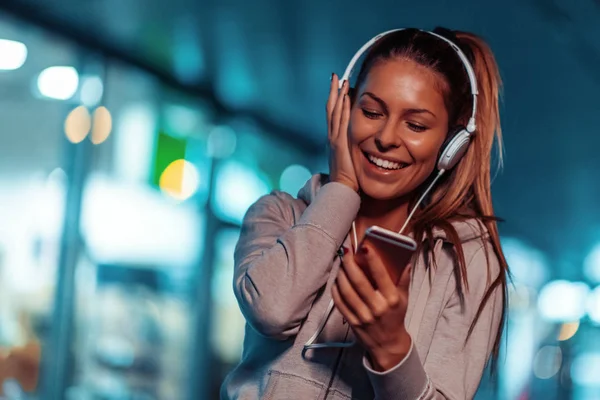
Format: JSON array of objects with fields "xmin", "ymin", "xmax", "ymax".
[{"xmin": 332, "ymin": 245, "xmax": 412, "ymax": 372}]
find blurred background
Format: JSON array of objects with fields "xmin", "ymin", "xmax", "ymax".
[{"xmin": 0, "ymin": 0, "xmax": 598, "ymax": 399}]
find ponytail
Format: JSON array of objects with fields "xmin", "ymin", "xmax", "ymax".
[
  {"xmin": 454, "ymin": 30, "xmax": 510, "ymax": 375},
  {"xmin": 455, "ymin": 31, "xmax": 504, "ymax": 169}
]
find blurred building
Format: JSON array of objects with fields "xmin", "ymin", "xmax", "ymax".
[{"xmin": 0, "ymin": 1, "xmax": 599, "ymax": 399}]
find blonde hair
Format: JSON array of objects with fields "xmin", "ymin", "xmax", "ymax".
[{"xmin": 420, "ymin": 31, "xmax": 508, "ymax": 368}]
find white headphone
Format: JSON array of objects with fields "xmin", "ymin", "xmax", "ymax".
[{"xmin": 339, "ymin": 28, "xmax": 479, "ymax": 171}]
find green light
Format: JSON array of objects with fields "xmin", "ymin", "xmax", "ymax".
[{"xmin": 151, "ymin": 131, "xmax": 188, "ymax": 187}]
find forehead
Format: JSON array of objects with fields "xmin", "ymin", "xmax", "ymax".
[{"xmin": 360, "ymin": 58, "xmax": 448, "ymax": 109}]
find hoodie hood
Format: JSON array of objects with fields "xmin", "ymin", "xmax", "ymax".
[{"xmin": 297, "ymin": 173, "xmax": 488, "ymax": 244}]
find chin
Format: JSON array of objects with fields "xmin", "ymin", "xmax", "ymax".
[{"xmin": 358, "ymin": 179, "xmax": 411, "ymax": 201}]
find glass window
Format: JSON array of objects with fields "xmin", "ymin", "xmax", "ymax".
[{"xmin": 70, "ymin": 61, "xmax": 213, "ymax": 400}]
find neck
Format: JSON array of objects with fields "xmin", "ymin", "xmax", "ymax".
[{"xmin": 355, "ymin": 193, "xmax": 411, "ymax": 238}]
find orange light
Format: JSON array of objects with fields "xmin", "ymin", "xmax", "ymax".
[
  {"xmin": 159, "ymin": 159, "xmax": 199, "ymax": 201},
  {"xmin": 64, "ymin": 106, "xmax": 91, "ymax": 143},
  {"xmin": 91, "ymin": 106, "xmax": 112, "ymax": 144}
]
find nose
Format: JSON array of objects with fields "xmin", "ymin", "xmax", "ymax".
[{"xmin": 374, "ymin": 121, "xmax": 402, "ymax": 151}]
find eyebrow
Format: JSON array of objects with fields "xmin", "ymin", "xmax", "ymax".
[{"xmin": 361, "ymin": 91, "xmax": 437, "ymax": 118}]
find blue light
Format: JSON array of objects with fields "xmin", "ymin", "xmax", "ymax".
[
  {"xmin": 279, "ymin": 164, "xmax": 312, "ymax": 195},
  {"xmin": 213, "ymin": 161, "xmax": 271, "ymax": 225},
  {"xmin": 501, "ymin": 237, "xmax": 549, "ymax": 289}
]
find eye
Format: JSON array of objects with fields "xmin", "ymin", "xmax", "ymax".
[
  {"xmin": 407, "ymin": 122, "xmax": 428, "ymax": 133},
  {"xmin": 361, "ymin": 108, "xmax": 383, "ymax": 119}
]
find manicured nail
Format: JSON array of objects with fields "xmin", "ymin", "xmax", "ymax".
[
  {"xmin": 342, "ymin": 247, "xmax": 349, "ymax": 255},
  {"xmin": 331, "ymin": 73, "xmax": 334, "ymax": 81}
]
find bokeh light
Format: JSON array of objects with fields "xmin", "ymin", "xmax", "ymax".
[
  {"xmin": 80, "ymin": 75, "xmax": 104, "ymax": 106},
  {"xmin": 207, "ymin": 125, "xmax": 237, "ymax": 159},
  {"xmin": 557, "ymin": 321, "xmax": 579, "ymax": 341},
  {"xmin": 91, "ymin": 106, "xmax": 113, "ymax": 144},
  {"xmin": 584, "ymin": 244, "xmax": 600, "ymax": 284},
  {"xmin": 37, "ymin": 66, "xmax": 79, "ymax": 100},
  {"xmin": 279, "ymin": 164, "xmax": 312, "ymax": 195},
  {"xmin": 113, "ymin": 103, "xmax": 157, "ymax": 183},
  {"xmin": 64, "ymin": 106, "xmax": 91, "ymax": 143},
  {"xmin": 501, "ymin": 237, "xmax": 549, "ymax": 289},
  {"xmin": 164, "ymin": 104, "xmax": 206, "ymax": 137},
  {"xmin": 533, "ymin": 345, "xmax": 562, "ymax": 379},
  {"xmin": 587, "ymin": 285, "xmax": 600, "ymax": 325},
  {"xmin": 159, "ymin": 159, "xmax": 200, "ymax": 201},
  {"xmin": 213, "ymin": 161, "xmax": 271, "ymax": 224},
  {"xmin": 571, "ymin": 353, "xmax": 600, "ymax": 388},
  {"xmin": 538, "ymin": 280, "xmax": 590, "ymax": 322},
  {"xmin": 0, "ymin": 39, "xmax": 27, "ymax": 70}
]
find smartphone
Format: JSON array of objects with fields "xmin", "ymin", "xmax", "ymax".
[{"xmin": 356, "ymin": 226, "xmax": 417, "ymax": 286}]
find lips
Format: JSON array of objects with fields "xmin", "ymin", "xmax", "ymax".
[{"xmin": 363, "ymin": 151, "xmax": 408, "ymax": 171}]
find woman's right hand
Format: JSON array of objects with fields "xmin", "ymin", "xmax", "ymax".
[{"xmin": 327, "ymin": 74, "xmax": 359, "ymax": 192}]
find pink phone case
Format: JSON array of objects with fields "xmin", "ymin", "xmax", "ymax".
[{"xmin": 357, "ymin": 226, "xmax": 416, "ymax": 285}]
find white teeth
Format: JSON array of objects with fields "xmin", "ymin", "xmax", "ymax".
[{"xmin": 367, "ymin": 154, "xmax": 405, "ymax": 170}]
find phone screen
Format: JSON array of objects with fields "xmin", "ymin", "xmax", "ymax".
[{"xmin": 356, "ymin": 227, "xmax": 416, "ymax": 286}]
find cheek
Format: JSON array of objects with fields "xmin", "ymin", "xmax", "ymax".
[
  {"xmin": 347, "ymin": 112, "xmax": 363, "ymax": 143},
  {"xmin": 404, "ymin": 131, "xmax": 446, "ymax": 164},
  {"xmin": 348, "ymin": 110, "xmax": 378, "ymax": 143}
]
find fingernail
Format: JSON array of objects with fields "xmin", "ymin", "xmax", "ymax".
[
  {"xmin": 331, "ymin": 73, "xmax": 334, "ymax": 81},
  {"xmin": 342, "ymin": 247, "xmax": 349, "ymax": 255}
]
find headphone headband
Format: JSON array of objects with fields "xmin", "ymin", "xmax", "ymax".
[{"xmin": 339, "ymin": 28, "xmax": 478, "ymax": 133}]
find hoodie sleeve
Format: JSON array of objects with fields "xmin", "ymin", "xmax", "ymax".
[
  {"xmin": 233, "ymin": 182, "xmax": 361, "ymax": 340},
  {"xmin": 364, "ymin": 242, "xmax": 504, "ymax": 400}
]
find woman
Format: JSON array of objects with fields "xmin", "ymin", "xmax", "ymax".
[{"xmin": 221, "ymin": 27, "xmax": 509, "ymax": 400}]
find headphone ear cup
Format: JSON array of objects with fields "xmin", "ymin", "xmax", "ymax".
[{"xmin": 437, "ymin": 127, "xmax": 472, "ymax": 171}]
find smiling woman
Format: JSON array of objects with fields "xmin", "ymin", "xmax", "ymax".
[{"xmin": 222, "ymin": 27, "xmax": 509, "ymax": 400}]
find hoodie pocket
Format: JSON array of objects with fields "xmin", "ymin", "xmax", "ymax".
[{"xmin": 263, "ymin": 370, "xmax": 325, "ymax": 400}]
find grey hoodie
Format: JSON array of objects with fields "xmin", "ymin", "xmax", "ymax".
[{"xmin": 221, "ymin": 175, "xmax": 503, "ymax": 400}]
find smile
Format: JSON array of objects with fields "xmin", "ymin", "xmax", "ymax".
[{"xmin": 364, "ymin": 152, "xmax": 407, "ymax": 171}]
